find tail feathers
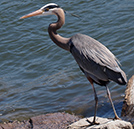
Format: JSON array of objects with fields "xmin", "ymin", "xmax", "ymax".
[
  {"xmin": 119, "ymin": 70, "xmax": 127, "ymax": 85},
  {"xmin": 106, "ymin": 68, "xmax": 127, "ymax": 85}
]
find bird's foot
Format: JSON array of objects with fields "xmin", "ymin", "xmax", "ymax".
[
  {"xmin": 67, "ymin": 118, "xmax": 100, "ymax": 128},
  {"xmin": 113, "ymin": 116, "xmax": 121, "ymax": 120},
  {"xmin": 79, "ymin": 118, "xmax": 99, "ymax": 128},
  {"xmin": 86, "ymin": 118, "xmax": 100, "ymax": 126}
]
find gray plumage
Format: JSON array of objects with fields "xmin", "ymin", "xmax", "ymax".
[{"xmin": 69, "ymin": 33, "xmax": 127, "ymax": 86}]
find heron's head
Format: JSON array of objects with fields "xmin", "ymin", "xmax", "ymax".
[{"xmin": 20, "ymin": 3, "xmax": 61, "ymax": 19}]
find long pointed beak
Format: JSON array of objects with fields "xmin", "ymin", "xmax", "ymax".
[{"xmin": 20, "ymin": 9, "xmax": 43, "ymax": 19}]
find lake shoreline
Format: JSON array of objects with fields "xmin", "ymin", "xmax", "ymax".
[
  {"xmin": 0, "ymin": 75, "xmax": 134, "ymax": 129},
  {"xmin": 0, "ymin": 112, "xmax": 133, "ymax": 129}
]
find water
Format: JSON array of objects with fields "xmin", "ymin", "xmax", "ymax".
[{"xmin": 0, "ymin": 0, "xmax": 134, "ymax": 122}]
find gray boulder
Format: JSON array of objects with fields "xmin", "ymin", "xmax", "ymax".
[{"xmin": 68, "ymin": 116, "xmax": 133, "ymax": 129}]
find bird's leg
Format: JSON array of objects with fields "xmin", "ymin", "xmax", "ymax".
[
  {"xmin": 87, "ymin": 77, "xmax": 99, "ymax": 125},
  {"xmin": 105, "ymin": 85, "xmax": 120, "ymax": 120},
  {"xmin": 90, "ymin": 83, "xmax": 99, "ymax": 125}
]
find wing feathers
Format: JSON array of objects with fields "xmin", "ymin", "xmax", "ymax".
[{"xmin": 70, "ymin": 33, "xmax": 127, "ymax": 84}]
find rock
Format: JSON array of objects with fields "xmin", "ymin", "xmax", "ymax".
[
  {"xmin": 0, "ymin": 120, "xmax": 31, "ymax": 129},
  {"xmin": 30, "ymin": 112, "xmax": 80, "ymax": 129},
  {"xmin": 0, "ymin": 112, "xmax": 80, "ymax": 129},
  {"xmin": 121, "ymin": 75, "xmax": 134, "ymax": 116},
  {"xmin": 121, "ymin": 75, "xmax": 134, "ymax": 126},
  {"xmin": 68, "ymin": 116, "xmax": 133, "ymax": 129}
]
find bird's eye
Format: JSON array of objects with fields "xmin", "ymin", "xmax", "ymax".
[{"xmin": 45, "ymin": 8, "xmax": 49, "ymax": 11}]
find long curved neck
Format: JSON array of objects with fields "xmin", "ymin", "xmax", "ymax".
[{"xmin": 48, "ymin": 8, "xmax": 70, "ymax": 51}]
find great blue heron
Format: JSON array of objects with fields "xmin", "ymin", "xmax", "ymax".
[{"xmin": 20, "ymin": 3, "xmax": 127, "ymax": 125}]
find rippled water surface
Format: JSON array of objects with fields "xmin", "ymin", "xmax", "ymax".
[{"xmin": 0, "ymin": 0, "xmax": 134, "ymax": 122}]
